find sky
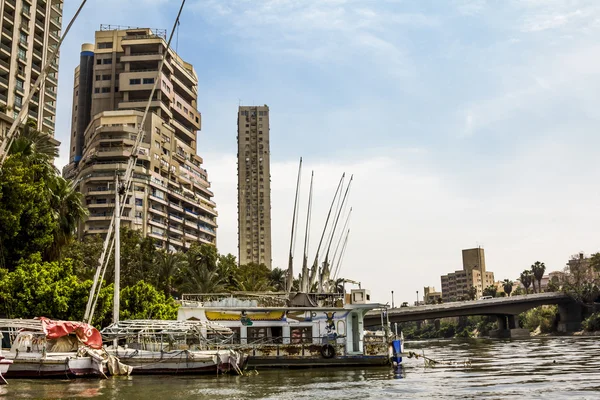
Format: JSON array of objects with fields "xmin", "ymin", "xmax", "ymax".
[{"xmin": 53, "ymin": 0, "xmax": 600, "ymax": 304}]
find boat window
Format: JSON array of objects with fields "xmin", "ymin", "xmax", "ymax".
[
  {"xmin": 247, "ymin": 327, "xmax": 283, "ymax": 344},
  {"xmin": 290, "ymin": 327, "xmax": 312, "ymax": 344}
]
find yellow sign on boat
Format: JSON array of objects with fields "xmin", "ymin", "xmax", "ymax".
[{"xmin": 205, "ymin": 310, "xmax": 285, "ymax": 321}]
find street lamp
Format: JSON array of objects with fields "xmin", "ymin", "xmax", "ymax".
[{"xmin": 391, "ymin": 290, "xmax": 395, "ymax": 308}]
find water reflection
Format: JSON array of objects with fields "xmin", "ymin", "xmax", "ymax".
[{"xmin": 3, "ymin": 337, "xmax": 600, "ymax": 399}]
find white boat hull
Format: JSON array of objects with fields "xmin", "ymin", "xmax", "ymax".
[
  {"xmin": 107, "ymin": 349, "xmax": 246, "ymax": 375},
  {"xmin": 3, "ymin": 352, "xmax": 106, "ymax": 378}
]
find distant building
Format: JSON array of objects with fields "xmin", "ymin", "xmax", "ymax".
[
  {"xmin": 567, "ymin": 253, "xmax": 598, "ymax": 281},
  {"xmin": 440, "ymin": 247, "xmax": 495, "ymax": 302},
  {"xmin": 237, "ymin": 105, "xmax": 272, "ymax": 268},
  {"xmin": 423, "ymin": 286, "xmax": 442, "ymax": 303}
]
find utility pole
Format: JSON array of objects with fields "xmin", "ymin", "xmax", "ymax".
[
  {"xmin": 391, "ymin": 290, "xmax": 395, "ymax": 308},
  {"xmin": 416, "ymin": 290, "xmax": 419, "ymax": 306}
]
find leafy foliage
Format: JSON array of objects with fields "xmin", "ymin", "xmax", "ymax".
[
  {"xmin": 582, "ymin": 312, "xmax": 600, "ymax": 332},
  {"xmin": 120, "ymin": 281, "xmax": 179, "ymax": 320},
  {"xmin": 521, "ymin": 305, "xmax": 558, "ymax": 333}
]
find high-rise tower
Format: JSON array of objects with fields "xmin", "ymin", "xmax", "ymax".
[
  {"xmin": 237, "ymin": 105, "xmax": 271, "ymax": 268},
  {"xmin": 0, "ymin": 0, "xmax": 63, "ymax": 141},
  {"xmin": 63, "ymin": 27, "xmax": 217, "ymax": 251}
]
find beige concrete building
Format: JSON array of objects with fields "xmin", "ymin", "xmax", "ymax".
[
  {"xmin": 62, "ymin": 27, "xmax": 217, "ymax": 251},
  {"xmin": 0, "ymin": 0, "xmax": 62, "ymax": 141},
  {"xmin": 237, "ymin": 105, "xmax": 271, "ymax": 268},
  {"xmin": 440, "ymin": 247, "xmax": 495, "ymax": 302},
  {"xmin": 423, "ymin": 286, "xmax": 442, "ymax": 304}
]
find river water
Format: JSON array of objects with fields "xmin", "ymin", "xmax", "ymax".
[{"xmin": 2, "ymin": 337, "xmax": 600, "ymax": 399}]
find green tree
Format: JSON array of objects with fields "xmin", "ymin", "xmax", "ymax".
[
  {"xmin": 0, "ymin": 157, "xmax": 56, "ymax": 268},
  {"xmin": 0, "ymin": 253, "xmax": 111, "ymax": 325},
  {"xmin": 46, "ymin": 176, "xmax": 88, "ymax": 261},
  {"xmin": 531, "ymin": 261, "xmax": 546, "ymax": 293},
  {"xmin": 269, "ymin": 267, "xmax": 286, "ymax": 292},
  {"xmin": 154, "ymin": 250, "xmax": 187, "ymax": 298},
  {"xmin": 178, "ymin": 243, "xmax": 225, "ymax": 293},
  {"xmin": 468, "ymin": 285, "xmax": 477, "ymax": 300},
  {"xmin": 520, "ymin": 270, "xmax": 533, "ymax": 294},
  {"xmin": 234, "ymin": 263, "xmax": 272, "ymax": 292},
  {"xmin": 61, "ymin": 234, "xmax": 104, "ymax": 280},
  {"xmin": 503, "ymin": 279, "xmax": 513, "ymax": 297},
  {"xmin": 483, "ymin": 285, "xmax": 497, "ymax": 298},
  {"xmin": 119, "ymin": 281, "xmax": 179, "ymax": 320}
]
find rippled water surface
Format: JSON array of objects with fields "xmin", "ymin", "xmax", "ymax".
[{"xmin": 2, "ymin": 337, "xmax": 600, "ymax": 399}]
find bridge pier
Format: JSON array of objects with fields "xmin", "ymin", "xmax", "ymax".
[
  {"xmin": 489, "ymin": 315, "xmax": 530, "ymax": 339},
  {"xmin": 557, "ymin": 302, "xmax": 582, "ymax": 333}
]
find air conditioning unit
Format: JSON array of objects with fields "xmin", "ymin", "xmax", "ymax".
[{"xmin": 350, "ymin": 289, "xmax": 371, "ymax": 304}]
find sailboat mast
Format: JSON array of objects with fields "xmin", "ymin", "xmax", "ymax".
[
  {"xmin": 333, "ymin": 229, "xmax": 350, "ymax": 281},
  {"xmin": 320, "ymin": 176, "xmax": 353, "ymax": 291},
  {"xmin": 286, "ymin": 158, "xmax": 302, "ymax": 292},
  {"xmin": 300, "ymin": 171, "xmax": 314, "ymax": 293},
  {"xmin": 308, "ymin": 173, "xmax": 345, "ymax": 288},
  {"xmin": 331, "ymin": 207, "xmax": 352, "ymax": 270},
  {"xmin": 113, "ymin": 175, "xmax": 120, "ymax": 325}
]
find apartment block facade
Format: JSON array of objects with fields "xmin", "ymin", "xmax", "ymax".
[
  {"xmin": 440, "ymin": 247, "xmax": 495, "ymax": 302},
  {"xmin": 237, "ymin": 105, "xmax": 272, "ymax": 268},
  {"xmin": 63, "ymin": 27, "xmax": 217, "ymax": 251},
  {"xmin": 0, "ymin": 0, "xmax": 62, "ymax": 141}
]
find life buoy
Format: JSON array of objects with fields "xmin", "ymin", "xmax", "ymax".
[{"xmin": 321, "ymin": 344, "xmax": 335, "ymax": 359}]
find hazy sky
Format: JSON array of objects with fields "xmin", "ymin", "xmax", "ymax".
[{"xmin": 54, "ymin": 0, "xmax": 600, "ymax": 304}]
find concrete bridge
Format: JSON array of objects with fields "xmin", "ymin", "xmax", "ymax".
[{"xmin": 365, "ymin": 292, "xmax": 581, "ymax": 338}]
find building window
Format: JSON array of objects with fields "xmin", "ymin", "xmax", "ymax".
[
  {"xmin": 101, "ymin": 87, "xmax": 110, "ymax": 93},
  {"xmin": 15, "ymin": 79, "xmax": 24, "ymax": 91},
  {"xmin": 97, "ymin": 42, "xmax": 113, "ymax": 49},
  {"xmin": 102, "ymin": 58, "xmax": 112, "ymax": 65},
  {"xmin": 135, "ymin": 198, "xmax": 143, "ymax": 206},
  {"xmin": 96, "ymin": 59, "xmax": 102, "ymax": 65},
  {"xmin": 14, "ymin": 96, "xmax": 22, "ymax": 107},
  {"xmin": 94, "ymin": 88, "xmax": 100, "ymax": 93},
  {"xmin": 102, "ymin": 74, "xmax": 111, "ymax": 80},
  {"xmin": 142, "ymin": 78, "xmax": 154, "ymax": 84},
  {"xmin": 17, "ymin": 48, "xmax": 26, "ymax": 61},
  {"xmin": 130, "ymin": 79, "xmax": 141, "ymax": 85},
  {"xmin": 96, "ymin": 75, "xmax": 101, "ymax": 80}
]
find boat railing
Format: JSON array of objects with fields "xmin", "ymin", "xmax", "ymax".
[{"xmin": 180, "ymin": 292, "xmax": 347, "ymax": 308}]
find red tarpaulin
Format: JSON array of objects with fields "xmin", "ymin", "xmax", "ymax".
[{"xmin": 39, "ymin": 317, "xmax": 103, "ymax": 349}]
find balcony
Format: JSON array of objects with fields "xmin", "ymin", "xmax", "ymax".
[
  {"xmin": 44, "ymin": 102, "xmax": 55, "ymax": 114},
  {"xmin": 20, "ymin": 22, "xmax": 29, "ymax": 33},
  {"xmin": 0, "ymin": 59, "xmax": 9, "ymax": 71},
  {"xmin": 36, "ymin": 4, "xmax": 46, "ymax": 17},
  {"xmin": 149, "ymin": 206, "xmax": 167, "ymax": 217},
  {"xmin": 5, "ymin": 0, "xmax": 15, "ymax": 10},
  {"xmin": 45, "ymin": 87, "xmax": 56, "ymax": 99},
  {"xmin": 32, "ymin": 47, "xmax": 42, "ymax": 60},
  {"xmin": 1, "ymin": 27, "xmax": 12, "ymax": 39},
  {"xmin": 120, "ymin": 52, "xmax": 162, "ymax": 63},
  {"xmin": 43, "ymin": 117, "xmax": 54, "ymax": 128},
  {"xmin": 50, "ymin": 16, "xmax": 60, "ymax": 28},
  {"xmin": 0, "ymin": 75, "xmax": 7, "ymax": 87}
]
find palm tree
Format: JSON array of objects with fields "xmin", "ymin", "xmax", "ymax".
[
  {"xmin": 520, "ymin": 270, "xmax": 533, "ymax": 294},
  {"xmin": 269, "ymin": 268, "xmax": 287, "ymax": 292},
  {"xmin": 9, "ymin": 125, "xmax": 59, "ymax": 176},
  {"xmin": 531, "ymin": 261, "xmax": 546, "ymax": 293},
  {"xmin": 46, "ymin": 176, "xmax": 88, "ymax": 260},
  {"xmin": 503, "ymin": 279, "xmax": 513, "ymax": 297},
  {"xmin": 155, "ymin": 251, "xmax": 187, "ymax": 297},
  {"xmin": 178, "ymin": 260, "xmax": 226, "ymax": 293}
]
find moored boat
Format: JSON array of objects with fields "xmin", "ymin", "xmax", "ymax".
[
  {"xmin": 0, "ymin": 318, "xmax": 130, "ymax": 378},
  {"xmin": 0, "ymin": 344, "xmax": 12, "ymax": 384},
  {"xmin": 177, "ymin": 289, "xmax": 393, "ymax": 368},
  {"xmin": 101, "ymin": 319, "xmax": 248, "ymax": 375}
]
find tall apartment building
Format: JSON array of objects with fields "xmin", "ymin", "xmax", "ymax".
[
  {"xmin": 0, "ymin": 0, "xmax": 62, "ymax": 141},
  {"xmin": 440, "ymin": 247, "xmax": 495, "ymax": 302},
  {"xmin": 237, "ymin": 105, "xmax": 272, "ymax": 268},
  {"xmin": 62, "ymin": 27, "xmax": 217, "ymax": 251}
]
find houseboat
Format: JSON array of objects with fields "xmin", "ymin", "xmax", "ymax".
[
  {"xmin": 0, "ymin": 343, "xmax": 12, "ymax": 384},
  {"xmin": 177, "ymin": 289, "xmax": 393, "ymax": 368},
  {"xmin": 100, "ymin": 319, "xmax": 247, "ymax": 375}
]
